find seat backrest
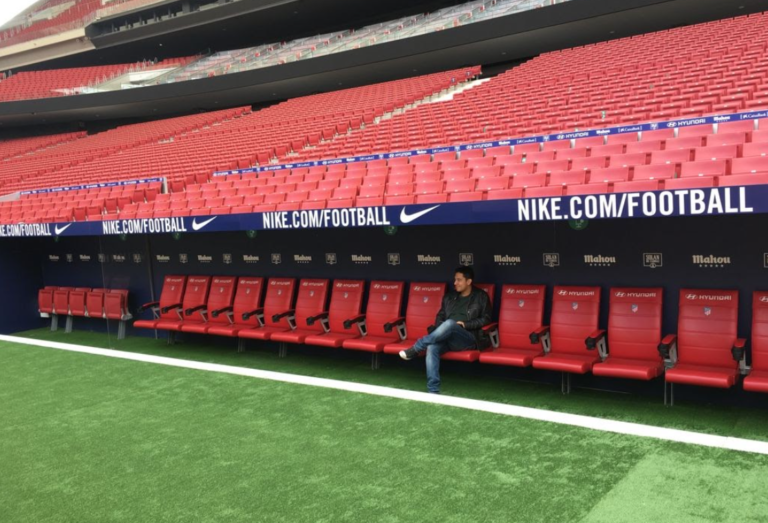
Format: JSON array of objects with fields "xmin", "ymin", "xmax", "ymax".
[
  {"xmin": 69, "ymin": 290, "xmax": 87, "ymax": 316},
  {"xmin": 499, "ymin": 285, "xmax": 546, "ymax": 348},
  {"xmin": 232, "ymin": 277, "xmax": 264, "ymax": 327},
  {"xmin": 608, "ymin": 287, "xmax": 663, "ymax": 361},
  {"xmin": 295, "ymin": 279, "xmax": 330, "ymax": 332},
  {"xmin": 38, "ymin": 289, "xmax": 54, "ymax": 313},
  {"xmin": 181, "ymin": 276, "xmax": 212, "ymax": 319},
  {"xmin": 550, "ymin": 286, "xmax": 601, "ymax": 354},
  {"xmin": 365, "ymin": 281, "xmax": 404, "ymax": 337},
  {"xmin": 475, "ymin": 283, "xmax": 495, "ymax": 307},
  {"xmin": 677, "ymin": 289, "xmax": 738, "ymax": 368},
  {"xmin": 404, "ymin": 282, "xmax": 447, "ymax": 341},
  {"xmin": 263, "ymin": 278, "xmax": 296, "ymax": 327},
  {"xmin": 53, "ymin": 289, "xmax": 70, "ymax": 315},
  {"xmin": 205, "ymin": 276, "xmax": 237, "ymax": 325},
  {"xmin": 157, "ymin": 275, "xmax": 187, "ymax": 320},
  {"xmin": 327, "ymin": 280, "xmax": 365, "ymax": 333},
  {"xmin": 86, "ymin": 291, "xmax": 105, "ymax": 318},
  {"xmin": 752, "ymin": 291, "xmax": 768, "ymax": 371},
  {"xmin": 105, "ymin": 291, "xmax": 128, "ymax": 320}
]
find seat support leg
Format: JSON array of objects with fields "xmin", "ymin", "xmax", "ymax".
[
  {"xmin": 50, "ymin": 314, "xmax": 58, "ymax": 332},
  {"xmin": 371, "ymin": 353, "xmax": 380, "ymax": 371},
  {"xmin": 117, "ymin": 321, "xmax": 126, "ymax": 340},
  {"xmin": 561, "ymin": 373, "xmax": 572, "ymax": 395},
  {"xmin": 279, "ymin": 342, "xmax": 287, "ymax": 358},
  {"xmin": 167, "ymin": 331, "xmax": 176, "ymax": 345},
  {"xmin": 64, "ymin": 316, "xmax": 73, "ymax": 334}
]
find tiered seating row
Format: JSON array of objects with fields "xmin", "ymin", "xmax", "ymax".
[
  {"xmin": 38, "ymin": 286, "xmax": 132, "ymax": 339},
  {"xmin": 124, "ymin": 275, "xmax": 768, "ymax": 401}
]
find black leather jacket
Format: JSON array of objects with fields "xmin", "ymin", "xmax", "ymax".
[{"xmin": 434, "ymin": 286, "xmax": 493, "ymax": 349}]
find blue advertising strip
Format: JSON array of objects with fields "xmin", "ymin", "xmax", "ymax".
[
  {"xmin": 1, "ymin": 185, "xmax": 763, "ymax": 239},
  {"xmin": 212, "ymin": 110, "xmax": 768, "ymax": 178},
  {"xmin": 19, "ymin": 177, "xmax": 165, "ymax": 196}
]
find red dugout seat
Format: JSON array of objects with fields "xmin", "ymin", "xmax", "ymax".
[
  {"xmin": 304, "ymin": 280, "xmax": 366, "ymax": 348},
  {"xmin": 342, "ymin": 281, "xmax": 405, "ymax": 368},
  {"xmin": 269, "ymin": 279, "xmax": 330, "ymax": 351},
  {"xmin": 440, "ymin": 283, "xmax": 498, "ymax": 362},
  {"xmin": 180, "ymin": 277, "xmax": 237, "ymax": 334},
  {"xmin": 592, "ymin": 288, "xmax": 664, "ymax": 381},
  {"xmin": 207, "ymin": 277, "xmax": 264, "ymax": 344},
  {"xmin": 148, "ymin": 276, "xmax": 212, "ymax": 339},
  {"xmin": 744, "ymin": 291, "xmax": 768, "ymax": 393},
  {"xmin": 382, "ymin": 283, "xmax": 447, "ymax": 355},
  {"xmin": 532, "ymin": 286, "xmax": 602, "ymax": 393},
  {"xmin": 661, "ymin": 289, "xmax": 745, "ymax": 405},
  {"xmin": 239, "ymin": 278, "xmax": 297, "ymax": 344},
  {"xmin": 135, "ymin": 275, "xmax": 188, "ymax": 331},
  {"xmin": 479, "ymin": 285, "xmax": 546, "ymax": 367}
]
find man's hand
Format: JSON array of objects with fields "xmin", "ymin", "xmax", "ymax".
[{"xmin": 457, "ymin": 321, "xmax": 465, "ymax": 329}]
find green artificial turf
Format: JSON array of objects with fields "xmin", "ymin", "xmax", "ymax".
[
  {"xmin": 13, "ymin": 328, "xmax": 768, "ymax": 441},
  {"xmin": 1, "ymin": 336, "xmax": 768, "ymax": 522}
]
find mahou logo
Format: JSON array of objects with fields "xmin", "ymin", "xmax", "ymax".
[
  {"xmin": 417, "ymin": 254, "xmax": 441, "ymax": 265},
  {"xmin": 692, "ymin": 254, "xmax": 731, "ymax": 268},
  {"xmin": 494, "ymin": 255, "xmax": 522, "ymax": 266},
  {"xmin": 243, "ymin": 255, "xmax": 260, "ymax": 264},
  {"xmin": 294, "ymin": 254, "xmax": 312, "ymax": 264},
  {"xmin": 584, "ymin": 255, "xmax": 617, "ymax": 267},
  {"xmin": 351, "ymin": 254, "xmax": 372, "ymax": 264}
]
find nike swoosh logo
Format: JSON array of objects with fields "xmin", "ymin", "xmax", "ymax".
[
  {"xmin": 192, "ymin": 217, "xmax": 217, "ymax": 231},
  {"xmin": 54, "ymin": 223, "xmax": 72, "ymax": 235},
  {"xmin": 400, "ymin": 205, "xmax": 441, "ymax": 224}
]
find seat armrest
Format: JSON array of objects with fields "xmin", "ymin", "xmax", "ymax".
[
  {"xmin": 160, "ymin": 302, "xmax": 182, "ymax": 314},
  {"xmin": 272, "ymin": 309, "xmax": 295, "ymax": 323},
  {"xmin": 530, "ymin": 326, "xmax": 550, "ymax": 344},
  {"xmin": 585, "ymin": 329, "xmax": 607, "ymax": 350},
  {"xmin": 732, "ymin": 338, "xmax": 748, "ymax": 368},
  {"xmin": 343, "ymin": 314, "xmax": 366, "ymax": 329},
  {"xmin": 306, "ymin": 311, "xmax": 329, "ymax": 326},
  {"xmin": 383, "ymin": 317, "xmax": 406, "ymax": 333},
  {"xmin": 657, "ymin": 334, "xmax": 677, "ymax": 359},
  {"xmin": 138, "ymin": 301, "xmax": 159, "ymax": 314},
  {"xmin": 211, "ymin": 306, "xmax": 233, "ymax": 318},
  {"xmin": 483, "ymin": 322, "xmax": 500, "ymax": 349},
  {"xmin": 243, "ymin": 308, "xmax": 264, "ymax": 321},
  {"xmin": 185, "ymin": 305, "xmax": 206, "ymax": 316}
]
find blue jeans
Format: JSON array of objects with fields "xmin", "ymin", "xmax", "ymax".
[{"xmin": 412, "ymin": 320, "xmax": 476, "ymax": 393}]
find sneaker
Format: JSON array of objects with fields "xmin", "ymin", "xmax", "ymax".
[{"xmin": 399, "ymin": 348, "xmax": 418, "ymax": 360}]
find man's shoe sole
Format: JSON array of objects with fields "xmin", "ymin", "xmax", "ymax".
[{"xmin": 399, "ymin": 350, "xmax": 414, "ymax": 361}]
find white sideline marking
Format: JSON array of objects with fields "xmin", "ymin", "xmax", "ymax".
[{"xmin": 3, "ymin": 334, "xmax": 768, "ymax": 456}]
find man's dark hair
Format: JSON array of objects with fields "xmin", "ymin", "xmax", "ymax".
[{"xmin": 455, "ymin": 266, "xmax": 474, "ymax": 281}]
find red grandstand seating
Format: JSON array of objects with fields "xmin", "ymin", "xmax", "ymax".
[
  {"xmin": 744, "ymin": 291, "xmax": 768, "ymax": 393},
  {"xmin": 303, "ymin": 280, "xmax": 366, "ymax": 348},
  {"xmin": 382, "ymin": 282, "xmax": 447, "ymax": 355},
  {"xmin": 592, "ymin": 288, "xmax": 664, "ymax": 381},
  {"xmin": 149, "ymin": 276, "xmax": 212, "ymax": 337},
  {"xmin": 661, "ymin": 289, "xmax": 745, "ymax": 405},
  {"xmin": 342, "ymin": 281, "xmax": 405, "ymax": 368},
  {"xmin": 531, "ymin": 286, "xmax": 602, "ymax": 393},
  {"xmin": 206, "ymin": 277, "xmax": 265, "ymax": 343},
  {"xmin": 479, "ymin": 285, "xmax": 546, "ymax": 367}
]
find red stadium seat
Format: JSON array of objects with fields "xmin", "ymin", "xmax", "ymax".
[
  {"xmin": 269, "ymin": 279, "xmax": 331, "ymax": 348},
  {"xmin": 532, "ymin": 286, "xmax": 602, "ymax": 393},
  {"xmin": 342, "ymin": 281, "xmax": 405, "ymax": 367},
  {"xmin": 383, "ymin": 282, "xmax": 447, "ymax": 355},
  {"xmin": 151, "ymin": 276, "xmax": 212, "ymax": 336},
  {"xmin": 134, "ymin": 276, "xmax": 188, "ymax": 330},
  {"xmin": 207, "ymin": 277, "xmax": 265, "ymax": 343},
  {"xmin": 592, "ymin": 288, "xmax": 664, "ymax": 381},
  {"xmin": 662, "ymin": 290, "xmax": 744, "ymax": 404},
  {"xmin": 304, "ymin": 280, "xmax": 366, "ymax": 348},
  {"xmin": 179, "ymin": 277, "xmax": 238, "ymax": 334},
  {"xmin": 744, "ymin": 292, "xmax": 768, "ymax": 393},
  {"xmin": 239, "ymin": 278, "xmax": 297, "ymax": 343},
  {"xmin": 479, "ymin": 285, "xmax": 546, "ymax": 367}
]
